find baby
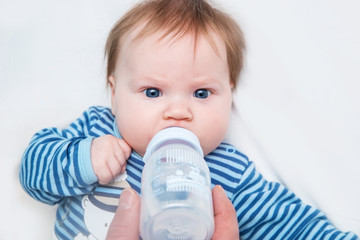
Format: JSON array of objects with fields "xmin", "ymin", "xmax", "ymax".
[{"xmin": 20, "ymin": 0, "xmax": 358, "ymax": 239}]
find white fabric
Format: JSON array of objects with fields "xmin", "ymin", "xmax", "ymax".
[{"xmin": 1, "ymin": 0, "xmax": 359, "ymax": 239}]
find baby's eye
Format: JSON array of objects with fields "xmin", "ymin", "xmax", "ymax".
[
  {"xmin": 194, "ymin": 89, "xmax": 211, "ymax": 99},
  {"xmin": 144, "ymin": 88, "xmax": 161, "ymax": 98}
]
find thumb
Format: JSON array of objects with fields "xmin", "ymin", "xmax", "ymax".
[
  {"xmin": 106, "ymin": 189, "xmax": 140, "ymax": 240},
  {"xmin": 212, "ymin": 185, "xmax": 239, "ymax": 240},
  {"xmin": 117, "ymin": 138, "xmax": 132, "ymax": 159}
]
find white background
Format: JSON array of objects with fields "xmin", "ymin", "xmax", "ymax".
[{"xmin": 1, "ymin": 0, "xmax": 359, "ymax": 239}]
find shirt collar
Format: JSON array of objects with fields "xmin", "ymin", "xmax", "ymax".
[{"xmin": 112, "ymin": 120, "xmax": 122, "ymax": 139}]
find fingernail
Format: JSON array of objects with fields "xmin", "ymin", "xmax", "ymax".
[
  {"xmin": 118, "ymin": 188, "xmax": 134, "ymax": 210},
  {"xmin": 215, "ymin": 185, "xmax": 224, "ymax": 192}
]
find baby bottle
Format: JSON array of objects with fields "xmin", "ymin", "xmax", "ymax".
[{"xmin": 140, "ymin": 127, "xmax": 214, "ymax": 240}]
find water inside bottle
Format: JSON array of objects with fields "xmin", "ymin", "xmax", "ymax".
[{"xmin": 141, "ymin": 139, "xmax": 213, "ymax": 240}]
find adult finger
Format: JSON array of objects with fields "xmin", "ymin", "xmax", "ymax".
[
  {"xmin": 212, "ymin": 185, "xmax": 239, "ymax": 240},
  {"xmin": 106, "ymin": 188, "xmax": 140, "ymax": 240}
]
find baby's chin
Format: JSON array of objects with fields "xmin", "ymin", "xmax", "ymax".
[
  {"xmin": 130, "ymin": 145, "xmax": 146, "ymax": 157},
  {"xmin": 202, "ymin": 147, "xmax": 217, "ymax": 157},
  {"xmin": 123, "ymin": 137, "xmax": 149, "ymax": 157}
]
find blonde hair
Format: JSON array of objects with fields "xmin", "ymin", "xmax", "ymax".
[{"xmin": 105, "ymin": 0, "xmax": 245, "ymax": 88}]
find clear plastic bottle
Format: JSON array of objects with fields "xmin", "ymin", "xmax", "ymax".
[{"xmin": 140, "ymin": 127, "xmax": 214, "ymax": 240}]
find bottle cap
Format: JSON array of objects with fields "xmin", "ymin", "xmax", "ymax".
[{"xmin": 143, "ymin": 127, "xmax": 203, "ymax": 162}]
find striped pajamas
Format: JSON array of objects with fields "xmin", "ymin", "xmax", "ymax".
[{"xmin": 19, "ymin": 106, "xmax": 358, "ymax": 239}]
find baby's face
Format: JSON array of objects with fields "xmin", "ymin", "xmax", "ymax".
[{"xmin": 109, "ymin": 30, "xmax": 233, "ymax": 156}]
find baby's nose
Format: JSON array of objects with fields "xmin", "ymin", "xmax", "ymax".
[{"xmin": 163, "ymin": 100, "xmax": 193, "ymax": 121}]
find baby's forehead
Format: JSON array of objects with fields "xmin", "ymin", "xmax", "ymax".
[{"xmin": 120, "ymin": 24, "xmax": 224, "ymax": 57}]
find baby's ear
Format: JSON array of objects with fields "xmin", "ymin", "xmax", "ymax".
[
  {"xmin": 108, "ymin": 75, "xmax": 116, "ymax": 115},
  {"xmin": 109, "ymin": 75, "xmax": 115, "ymax": 90},
  {"xmin": 230, "ymin": 80, "xmax": 235, "ymax": 90}
]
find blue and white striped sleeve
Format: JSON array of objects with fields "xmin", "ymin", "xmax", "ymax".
[
  {"xmin": 234, "ymin": 161, "xmax": 358, "ymax": 240},
  {"xmin": 19, "ymin": 107, "xmax": 104, "ymax": 205}
]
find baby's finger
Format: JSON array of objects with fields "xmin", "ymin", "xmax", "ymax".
[
  {"xmin": 97, "ymin": 164, "xmax": 114, "ymax": 185},
  {"xmin": 120, "ymin": 164, "xmax": 127, "ymax": 173},
  {"xmin": 117, "ymin": 139, "xmax": 132, "ymax": 159},
  {"xmin": 108, "ymin": 155, "xmax": 124, "ymax": 179}
]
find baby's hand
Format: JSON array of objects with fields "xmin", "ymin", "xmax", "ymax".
[{"xmin": 90, "ymin": 135, "xmax": 131, "ymax": 185}]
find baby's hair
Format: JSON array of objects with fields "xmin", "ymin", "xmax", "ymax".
[{"xmin": 105, "ymin": 0, "xmax": 245, "ymax": 88}]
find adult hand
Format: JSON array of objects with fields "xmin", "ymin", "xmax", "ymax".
[
  {"xmin": 106, "ymin": 188, "xmax": 140, "ymax": 240},
  {"xmin": 106, "ymin": 185, "xmax": 239, "ymax": 240},
  {"xmin": 212, "ymin": 185, "xmax": 239, "ymax": 240}
]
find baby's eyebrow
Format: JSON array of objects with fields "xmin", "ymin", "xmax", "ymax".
[
  {"xmin": 133, "ymin": 76, "xmax": 167, "ymax": 83},
  {"xmin": 129, "ymin": 76, "xmax": 169, "ymax": 88},
  {"xmin": 192, "ymin": 76, "xmax": 223, "ymax": 86}
]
